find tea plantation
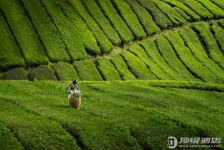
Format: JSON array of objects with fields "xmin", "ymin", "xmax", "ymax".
[{"xmin": 0, "ymin": 0, "xmax": 224, "ymax": 149}]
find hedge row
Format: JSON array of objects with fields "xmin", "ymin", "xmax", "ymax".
[
  {"xmin": 180, "ymin": 0, "xmax": 213, "ymax": 19},
  {"xmin": 137, "ymin": 0, "xmax": 172, "ymax": 29},
  {"xmin": 3, "ymin": 67, "xmax": 27, "ymax": 80},
  {"xmin": 29, "ymin": 65, "xmax": 57, "ymax": 81},
  {"xmin": 51, "ymin": 61, "xmax": 79, "ymax": 81},
  {"xmin": 164, "ymin": 31, "xmax": 219, "ymax": 83},
  {"xmin": 58, "ymin": 0, "xmax": 101, "ymax": 55},
  {"xmin": 0, "ymin": 0, "xmax": 49, "ymax": 66},
  {"xmin": 128, "ymin": 43, "xmax": 172, "ymax": 80},
  {"xmin": 82, "ymin": 0, "xmax": 121, "ymax": 45},
  {"xmin": 179, "ymin": 26, "xmax": 224, "ymax": 83},
  {"xmin": 111, "ymin": 0, "xmax": 147, "ymax": 39},
  {"xmin": 74, "ymin": 59, "xmax": 103, "ymax": 81},
  {"xmin": 0, "ymin": 13, "xmax": 25, "ymax": 69},
  {"xmin": 173, "ymin": 6, "xmax": 191, "ymax": 21},
  {"xmin": 125, "ymin": 0, "xmax": 160, "ymax": 35},
  {"xmin": 212, "ymin": 21, "xmax": 224, "ymax": 54},
  {"xmin": 211, "ymin": 0, "xmax": 224, "ymax": 10},
  {"xmin": 96, "ymin": 57, "xmax": 121, "ymax": 81},
  {"xmin": 155, "ymin": 35, "xmax": 200, "ymax": 82},
  {"xmin": 110, "ymin": 55, "xmax": 136, "ymax": 80},
  {"xmin": 191, "ymin": 22, "xmax": 224, "ymax": 69},
  {"xmin": 121, "ymin": 51, "xmax": 157, "ymax": 80},
  {"xmin": 161, "ymin": 0, "xmax": 200, "ymax": 21},
  {"xmin": 151, "ymin": 0, "xmax": 186, "ymax": 26},
  {"xmin": 68, "ymin": 0, "xmax": 113, "ymax": 53},
  {"xmin": 41, "ymin": 0, "xmax": 88, "ymax": 60},
  {"xmin": 140, "ymin": 39, "xmax": 185, "ymax": 80},
  {"xmin": 196, "ymin": 0, "xmax": 224, "ymax": 18},
  {"xmin": 20, "ymin": 0, "xmax": 70, "ymax": 62},
  {"xmin": 95, "ymin": 0, "xmax": 134, "ymax": 43}
]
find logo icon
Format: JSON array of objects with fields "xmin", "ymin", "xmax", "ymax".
[{"xmin": 167, "ymin": 136, "xmax": 178, "ymax": 149}]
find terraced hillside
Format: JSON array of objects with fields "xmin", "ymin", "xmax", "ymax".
[{"xmin": 0, "ymin": 0, "xmax": 224, "ymax": 84}]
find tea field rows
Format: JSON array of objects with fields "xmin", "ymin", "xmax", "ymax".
[
  {"xmin": 0, "ymin": 0, "xmax": 224, "ymax": 84},
  {"xmin": 0, "ymin": 80, "xmax": 224, "ymax": 149}
]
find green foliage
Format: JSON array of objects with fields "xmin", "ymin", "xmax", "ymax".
[
  {"xmin": 68, "ymin": 0, "xmax": 113, "ymax": 53},
  {"xmin": 95, "ymin": 0, "xmax": 134, "ymax": 43},
  {"xmin": 164, "ymin": 31, "xmax": 219, "ymax": 83},
  {"xmin": 121, "ymin": 51, "xmax": 157, "ymax": 80},
  {"xmin": 96, "ymin": 57, "xmax": 121, "ymax": 81},
  {"xmin": 191, "ymin": 22, "xmax": 224, "ymax": 69},
  {"xmin": 51, "ymin": 61, "xmax": 79, "ymax": 81},
  {"xmin": 0, "ymin": 0, "xmax": 49, "ymax": 66},
  {"xmin": 3, "ymin": 67, "xmax": 27, "ymax": 80},
  {"xmin": 0, "ymin": 13, "xmax": 25, "ymax": 69},
  {"xmin": 180, "ymin": 0, "xmax": 213, "ymax": 19},
  {"xmin": 0, "ymin": 122, "xmax": 24, "ymax": 150},
  {"xmin": 161, "ymin": 0, "xmax": 201, "ymax": 20},
  {"xmin": 125, "ymin": 0, "xmax": 160, "ymax": 35},
  {"xmin": 112, "ymin": 0, "xmax": 146, "ymax": 39},
  {"xmin": 196, "ymin": 0, "xmax": 224, "ymax": 18},
  {"xmin": 128, "ymin": 43, "xmax": 172, "ymax": 80},
  {"xmin": 74, "ymin": 59, "xmax": 103, "ymax": 81},
  {"xmin": 211, "ymin": 21, "xmax": 224, "ymax": 54},
  {"xmin": 0, "ymin": 80, "xmax": 224, "ymax": 149},
  {"xmin": 155, "ymin": 35, "xmax": 200, "ymax": 81},
  {"xmin": 110, "ymin": 55, "xmax": 136, "ymax": 80},
  {"xmin": 0, "ymin": 99, "xmax": 80, "ymax": 150},
  {"xmin": 173, "ymin": 7, "xmax": 191, "ymax": 21},
  {"xmin": 140, "ymin": 39, "xmax": 185, "ymax": 80},
  {"xmin": 137, "ymin": 0, "xmax": 173, "ymax": 29},
  {"xmin": 179, "ymin": 26, "xmax": 224, "ymax": 83},
  {"xmin": 82, "ymin": 0, "xmax": 121, "ymax": 45},
  {"xmin": 20, "ymin": 0, "xmax": 70, "ymax": 62},
  {"xmin": 151, "ymin": 0, "xmax": 186, "ymax": 26},
  {"xmin": 41, "ymin": 0, "xmax": 88, "ymax": 60},
  {"xmin": 29, "ymin": 65, "xmax": 57, "ymax": 81},
  {"xmin": 58, "ymin": 0, "xmax": 101, "ymax": 55},
  {"xmin": 211, "ymin": 0, "xmax": 224, "ymax": 9}
]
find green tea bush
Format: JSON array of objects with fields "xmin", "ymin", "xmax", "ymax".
[
  {"xmin": 51, "ymin": 61, "xmax": 79, "ymax": 81},
  {"xmin": 128, "ymin": 43, "xmax": 172, "ymax": 80},
  {"xmin": 3, "ymin": 67, "xmax": 27, "ymax": 80},
  {"xmin": 0, "ymin": 0, "xmax": 49, "ymax": 66},
  {"xmin": 173, "ymin": 7, "xmax": 191, "ymax": 21},
  {"xmin": 121, "ymin": 51, "xmax": 157, "ymax": 80},
  {"xmin": 29, "ymin": 65, "xmax": 57, "ymax": 81},
  {"xmin": 196, "ymin": 0, "xmax": 224, "ymax": 18},
  {"xmin": 212, "ymin": 21, "xmax": 224, "ymax": 54},
  {"xmin": 125, "ymin": 0, "xmax": 160, "ymax": 35},
  {"xmin": 0, "ymin": 14, "xmax": 25, "ymax": 69},
  {"xmin": 41, "ymin": 0, "xmax": 88, "ymax": 60},
  {"xmin": 164, "ymin": 31, "xmax": 219, "ymax": 83},
  {"xmin": 96, "ymin": 57, "xmax": 121, "ymax": 81},
  {"xmin": 112, "ymin": 0, "xmax": 146, "ymax": 39},
  {"xmin": 179, "ymin": 26, "xmax": 224, "ymax": 83},
  {"xmin": 155, "ymin": 35, "xmax": 200, "ymax": 81},
  {"xmin": 218, "ymin": 19, "xmax": 224, "ymax": 27},
  {"xmin": 74, "ymin": 59, "xmax": 103, "ymax": 81},
  {"xmin": 140, "ymin": 39, "xmax": 185, "ymax": 80},
  {"xmin": 68, "ymin": 0, "xmax": 113, "ymax": 53},
  {"xmin": 191, "ymin": 22, "xmax": 224, "ymax": 69},
  {"xmin": 180, "ymin": 0, "xmax": 213, "ymax": 19},
  {"xmin": 58, "ymin": 0, "xmax": 101, "ymax": 55},
  {"xmin": 95, "ymin": 0, "xmax": 134, "ymax": 43},
  {"xmin": 82, "ymin": 0, "xmax": 121, "ymax": 45},
  {"xmin": 110, "ymin": 55, "xmax": 136, "ymax": 80},
  {"xmin": 161, "ymin": 0, "xmax": 200, "ymax": 20},
  {"xmin": 211, "ymin": 0, "xmax": 224, "ymax": 9},
  {"xmin": 0, "ymin": 122, "xmax": 24, "ymax": 150},
  {"xmin": 20, "ymin": 0, "xmax": 70, "ymax": 62},
  {"xmin": 151, "ymin": 0, "xmax": 186, "ymax": 26},
  {"xmin": 137, "ymin": 0, "xmax": 173, "ymax": 29}
]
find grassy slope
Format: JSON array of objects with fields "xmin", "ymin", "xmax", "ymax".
[{"xmin": 0, "ymin": 80, "xmax": 223, "ymax": 149}]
